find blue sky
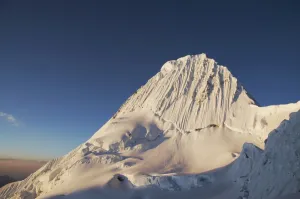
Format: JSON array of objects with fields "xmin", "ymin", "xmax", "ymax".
[{"xmin": 0, "ymin": 1, "xmax": 299, "ymax": 160}]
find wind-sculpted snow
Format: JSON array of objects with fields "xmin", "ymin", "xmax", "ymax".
[
  {"xmin": 1, "ymin": 54, "xmax": 299, "ymax": 199},
  {"xmin": 101, "ymin": 54, "xmax": 255, "ymax": 135}
]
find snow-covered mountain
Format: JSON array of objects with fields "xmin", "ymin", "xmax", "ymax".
[{"xmin": 1, "ymin": 54, "xmax": 299, "ymax": 199}]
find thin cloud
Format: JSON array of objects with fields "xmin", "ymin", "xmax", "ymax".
[{"xmin": 0, "ymin": 112, "xmax": 18, "ymax": 126}]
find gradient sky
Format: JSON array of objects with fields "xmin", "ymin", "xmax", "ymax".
[{"xmin": 0, "ymin": 1, "xmax": 299, "ymax": 160}]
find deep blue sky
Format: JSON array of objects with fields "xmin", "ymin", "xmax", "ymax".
[{"xmin": 0, "ymin": 1, "xmax": 299, "ymax": 160}]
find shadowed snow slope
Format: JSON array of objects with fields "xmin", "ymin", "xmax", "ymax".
[{"xmin": 1, "ymin": 54, "xmax": 299, "ymax": 199}]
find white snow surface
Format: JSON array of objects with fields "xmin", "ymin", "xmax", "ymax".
[{"xmin": 1, "ymin": 54, "xmax": 299, "ymax": 199}]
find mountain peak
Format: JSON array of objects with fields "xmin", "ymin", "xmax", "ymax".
[
  {"xmin": 176, "ymin": 53, "xmax": 207, "ymax": 62},
  {"xmin": 107, "ymin": 54, "xmax": 258, "ymax": 132},
  {"xmin": 160, "ymin": 53, "xmax": 232, "ymax": 77},
  {"xmin": 161, "ymin": 53, "xmax": 207, "ymax": 72}
]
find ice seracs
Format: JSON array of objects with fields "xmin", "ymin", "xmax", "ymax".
[{"xmin": 0, "ymin": 54, "xmax": 299, "ymax": 199}]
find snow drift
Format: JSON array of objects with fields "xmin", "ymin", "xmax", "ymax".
[{"xmin": 1, "ymin": 54, "xmax": 299, "ymax": 199}]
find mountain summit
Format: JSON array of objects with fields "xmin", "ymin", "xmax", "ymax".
[
  {"xmin": 107, "ymin": 54, "xmax": 255, "ymax": 131},
  {"xmin": 1, "ymin": 54, "xmax": 299, "ymax": 199}
]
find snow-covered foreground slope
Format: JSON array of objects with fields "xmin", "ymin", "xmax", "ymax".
[{"xmin": 1, "ymin": 54, "xmax": 299, "ymax": 199}]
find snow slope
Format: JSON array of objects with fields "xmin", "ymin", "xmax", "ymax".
[{"xmin": 1, "ymin": 54, "xmax": 299, "ymax": 199}]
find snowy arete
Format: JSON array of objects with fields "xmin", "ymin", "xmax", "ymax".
[{"xmin": 1, "ymin": 54, "xmax": 300, "ymax": 199}]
